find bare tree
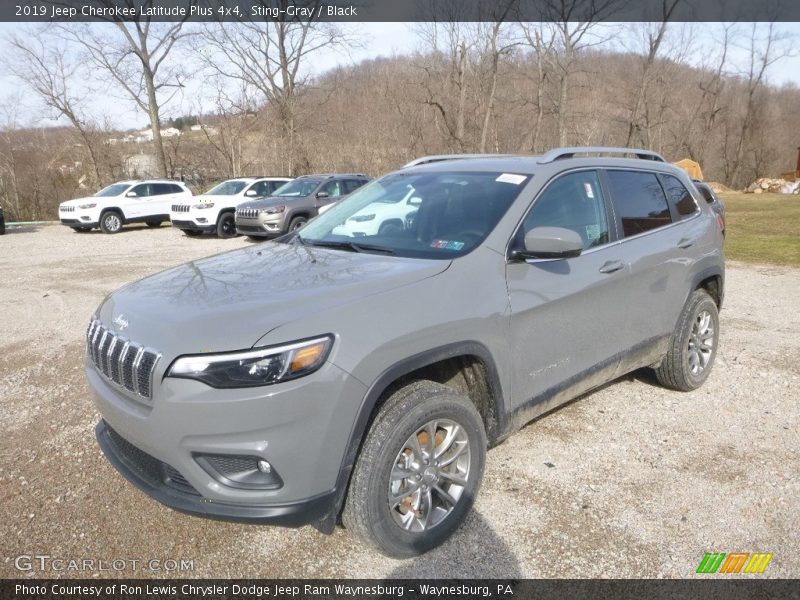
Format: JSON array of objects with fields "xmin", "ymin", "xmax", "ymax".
[
  {"xmin": 518, "ymin": 23, "xmax": 556, "ymax": 152},
  {"xmin": 59, "ymin": 5, "xmax": 190, "ymax": 178},
  {"xmin": 6, "ymin": 29, "xmax": 104, "ymax": 187},
  {"xmin": 539, "ymin": 0, "xmax": 621, "ymax": 146},
  {"xmin": 196, "ymin": 2, "xmax": 348, "ymax": 174},
  {"xmin": 726, "ymin": 22, "xmax": 793, "ymax": 186}
]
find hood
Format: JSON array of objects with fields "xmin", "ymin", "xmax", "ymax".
[
  {"xmin": 96, "ymin": 241, "xmax": 449, "ymax": 355},
  {"xmin": 60, "ymin": 196, "xmax": 97, "ymax": 207},
  {"xmin": 238, "ymin": 196, "xmax": 297, "ymax": 210}
]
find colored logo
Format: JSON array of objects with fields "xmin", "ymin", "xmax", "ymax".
[{"xmin": 696, "ymin": 552, "xmax": 773, "ymax": 574}]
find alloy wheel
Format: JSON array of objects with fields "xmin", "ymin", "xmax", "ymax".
[{"xmin": 688, "ymin": 309, "xmax": 714, "ymax": 375}]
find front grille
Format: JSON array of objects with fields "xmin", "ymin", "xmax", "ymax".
[
  {"xmin": 236, "ymin": 208, "xmax": 260, "ymax": 219},
  {"xmin": 172, "ymin": 204, "xmax": 190, "ymax": 213},
  {"xmin": 105, "ymin": 423, "xmax": 200, "ymax": 496},
  {"xmin": 60, "ymin": 205, "xmax": 75, "ymax": 212},
  {"xmin": 87, "ymin": 318, "xmax": 160, "ymax": 400}
]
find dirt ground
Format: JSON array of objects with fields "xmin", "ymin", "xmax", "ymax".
[{"xmin": 1, "ymin": 224, "xmax": 798, "ymax": 579}]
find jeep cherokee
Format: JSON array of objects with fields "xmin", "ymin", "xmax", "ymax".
[
  {"xmin": 59, "ymin": 180, "xmax": 192, "ymax": 234},
  {"xmin": 234, "ymin": 174, "xmax": 369, "ymax": 238},
  {"xmin": 87, "ymin": 147, "xmax": 724, "ymax": 557},
  {"xmin": 171, "ymin": 177, "xmax": 292, "ymax": 238}
]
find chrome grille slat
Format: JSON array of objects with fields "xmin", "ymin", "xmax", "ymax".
[
  {"xmin": 236, "ymin": 208, "xmax": 259, "ymax": 219},
  {"xmin": 86, "ymin": 317, "xmax": 160, "ymax": 401},
  {"xmin": 171, "ymin": 204, "xmax": 190, "ymax": 213}
]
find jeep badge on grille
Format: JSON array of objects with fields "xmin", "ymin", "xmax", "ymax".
[{"xmin": 113, "ymin": 314, "xmax": 129, "ymax": 331}]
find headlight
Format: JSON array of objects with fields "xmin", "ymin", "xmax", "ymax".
[
  {"xmin": 261, "ymin": 205, "xmax": 285, "ymax": 214},
  {"xmin": 349, "ymin": 213, "xmax": 376, "ymax": 222},
  {"xmin": 192, "ymin": 203, "xmax": 215, "ymax": 209},
  {"xmin": 78, "ymin": 203, "xmax": 97, "ymax": 209},
  {"xmin": 166, "ymin": 335, "xmax": 333, "ymax": 388}
]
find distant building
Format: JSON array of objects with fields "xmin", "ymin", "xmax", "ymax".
[
  {"xmin": 161, "ymin": 127, "xmax": 181, "ymax": 138},
  {"xmin": 125, "ymin": 153, "xmax": 159, "ymax": 178}
]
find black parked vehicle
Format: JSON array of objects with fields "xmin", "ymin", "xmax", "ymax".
[{"xmin": 0, "ymin": 205, "xmax": 5, "ymax": 235}]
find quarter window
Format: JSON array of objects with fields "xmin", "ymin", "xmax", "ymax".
[
  {"xmin": 661, "ymin": 175, "xmax": 698, "ymax": 218},
  {"xmin": 522, "ymin": 170, "xmax": 610, "ymax": 250},
  {"xmin": 606, "ymin": 170, "xmax": 672, "ymax": 237}
]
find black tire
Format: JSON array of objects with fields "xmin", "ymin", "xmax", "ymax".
[
  {"xmin": 655, "ymin": 289, "xmax": 719, "ymax": 391},
  {"xmin": 288, "ymin": 216, "xmax": 307, "ymax": 232},
  {"xmin": 146, "ymin": 220, "xmax": 162, "ymax": 228},
  {"xmin": 183, "ymin": 229, "xmax": 203, "ymax": 237},
  {"xmin": 216, "ymin": 212, "xmax": 237, "ymax": 238},
  {"xmin": 378, "ymin": 221, "xmax": 404, "ymax": 235},
  {"xmin": 100, "ymin": 211, "xmax": 123, "ymax": 234},
  {"xmin": 343, "ymin": 380, "xmax": 486, "ymax": 558}
]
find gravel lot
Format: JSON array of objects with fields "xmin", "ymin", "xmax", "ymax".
[{"xmin": 1, "ymin": 224, "xmax": 798, "ymax": 579}]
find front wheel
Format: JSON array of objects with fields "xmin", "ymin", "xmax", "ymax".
[
  {"xmin": 288, "ymin": 216, "xmax": 307, "ymax": 232},
  {"xmin": 216, "ymin": 212, "xmax": 237, "ymax": 238},
  {"xmin": 655, "ymin": 289, "xmax": 719, "ymax": 391},
  {"xmin": 100, "ymin": 211, "xmax": 123, "ymax": 234},
  {"xmin": 343, "ymin": 381, "xmax": 486, "ymax": 558},
  {"xmin": 146, "ymin": 220, "xmax": 162, "ymax": 228}
]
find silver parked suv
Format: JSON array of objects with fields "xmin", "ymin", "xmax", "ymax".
[
  {"xmin": 235, "ymin": 173, "xmax": 370, "ymax": 238},
  {"xmin": 87, "ymin": 148, "xmax": 724, "ymax": 557}
]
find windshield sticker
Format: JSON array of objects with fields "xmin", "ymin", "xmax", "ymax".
[
  {"xmin": 496, "ymin": 173, "xmax": 527, "ymax": 185},
  {"xmin": 431, "ymin": 240, "xmax": 465, "ymax": 251},
  {"xmin": 584, "ymin": 182, "xmax": 595, "ymax": 198},
  {"xmin": 585, "ymin": 224, "xmax": 601, "ymax": 241}
]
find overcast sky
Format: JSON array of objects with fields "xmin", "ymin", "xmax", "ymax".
[{"xmin": 1, "ymin": 21, "xmax": 798, "ymax": 130}]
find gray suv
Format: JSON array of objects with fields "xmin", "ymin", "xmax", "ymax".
[
  {"xmin": 235, "ymin": 174, "xmax": 369, "ymax": 238},
  {"xmin": 86, "ymin": 148, "xmax": 724, "ymax": 558}
]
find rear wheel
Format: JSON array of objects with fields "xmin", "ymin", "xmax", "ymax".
[
  {"xmin": 100, "ymin": 211, "xmax": 123, "ymax": 234},
  {"xmin": 146, "ymin": 220, "xmax": 162, "ymax": 228},
  {"xmin": 343, "ymin": 381, "xmax": 486, "ymax": 558},
  {"xmin": 288, "ymin": 216, "xmax": 307, "ymax": 232},
  {"xmin": 655, "ymin": 289, "xmax": 719, "ymax": 391},
  {"xmin": 216, "ymin": 212, "xmax": 237, "ymax": 238}
]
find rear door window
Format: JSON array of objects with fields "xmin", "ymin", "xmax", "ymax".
[
  {"xmin": 152, "ymin": 183, "xmax": 174, "ymax": 195},
  {"xmin": 661, "ymin": 175, "xmax": 699, "ymax": 218},
  {"xmin": 606, "ymin": 170, "xmax": 672, "ymax": 237}
]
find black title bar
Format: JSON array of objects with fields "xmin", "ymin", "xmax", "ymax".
[{"xmin": 5, "ymin": 0, "xmax": 800, "ymax": 22}]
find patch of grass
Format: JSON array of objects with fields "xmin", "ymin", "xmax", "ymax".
[{"xmin": 718, "ymin": 192, "xmax": 800, "ymax": 266}]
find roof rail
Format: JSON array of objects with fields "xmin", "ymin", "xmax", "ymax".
[
  {"xmin": 403, "ymin": 153, "xmax": 517, "ymax": 168},
  {"xmin": 537, "ymin": 147, "xmax": 666, "ymax": 164}
]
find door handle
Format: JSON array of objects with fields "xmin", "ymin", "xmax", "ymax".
[
  {"xmin": 599, "ymin": 260, "xmax": 625, "ymax": 274},
  {"xmin": 677, "ymin": 237, "xmax": 694, "ymax": 249}
]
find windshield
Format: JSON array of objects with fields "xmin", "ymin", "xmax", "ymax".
[
  {"xmin": 297, "ymin": 171, "xmax": 529, "ymax": 259},
  {"xmin": 273, "ymin": 179, "xmax": 320, "ymax": 197},
  {"xmin": 204, "ymin": 180, "xmax": 249, "ymax": 195},
  {"xmin": 94, "ymin": 183, "xmax": 131, "ymax": 197}
]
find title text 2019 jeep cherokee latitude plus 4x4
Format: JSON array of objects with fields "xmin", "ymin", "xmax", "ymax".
[{"xmin": 87, "ymin": 148, "xmax": 724, "ymax": 557}]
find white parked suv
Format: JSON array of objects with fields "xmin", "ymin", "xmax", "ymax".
[
  {"xmin": 331, "ymin": 181, "xmax": 420, "ymax": 237},
  {"xmin": 58, "ymin": 180, "xmax": 192, "ymax": 234},
  {"xmin": 171, "ymin": 177, "xmax": 292, "ymax": 238}
]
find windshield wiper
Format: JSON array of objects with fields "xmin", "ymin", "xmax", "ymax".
[{"xmin": 304, "ymin": 239, "xmax": 396, "ymax": 255}]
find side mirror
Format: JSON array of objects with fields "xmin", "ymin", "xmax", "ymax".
[
  {"xmin": 245, "ymin": 189, "xmax": 257, "ymax": 197},
  {"xmin": 513, "ymin": 227, "xmax": 583, "ymax": 260},
  {"xmin": 408, "ymin": 196, "xmax": 422, "ymax": 206},
  {"xmin": 316, "ymin": 191, "xmax": 329, "ymax": 199},
  {"xmin": 125, "ymin": 191, "xmax": 137, "ymax": 198}
]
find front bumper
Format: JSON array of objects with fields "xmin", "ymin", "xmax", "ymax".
[
  {"xmin": 60, "ymin": 215, "xmax": 98, "ymax": 227},
  {"xmin": 87, "ymin": 354, "xmax": 367, "ymax": 525},
  {"xmin": 235, "ymin": 215, "xmax": 284, "ymax": 237},
  {"xmin": 171, "ymin": 218, "xmax": 216, "ymax": 232},
  {"xmin": 96, "ymin": 420, "xmax": 334, "ymax": 526}
]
